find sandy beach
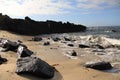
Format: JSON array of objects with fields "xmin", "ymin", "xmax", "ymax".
[{"xmin": 0, "ymin": 30, "xmax": 120, "ymax": 80}]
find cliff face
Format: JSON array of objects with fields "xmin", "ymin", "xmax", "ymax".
[{"xmin": 0, "ymin": 13, "xmax": 86, "ymax": 35}]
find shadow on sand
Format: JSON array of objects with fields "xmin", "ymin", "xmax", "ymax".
[{"xmin": 19, "ymin": 71, "xmax": 64, "ymax": 80}]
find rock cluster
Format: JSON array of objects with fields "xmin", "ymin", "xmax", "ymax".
[{"xmin": 0, "ymin": 38, "xmax": 55, "ymax": 79}]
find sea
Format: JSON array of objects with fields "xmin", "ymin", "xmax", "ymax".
[
  {"xmin": 42, "ymin": 26, "xmax": 120, "ymax": 39},
  {"xmin": 69, "ymin": 26, "xmax": 120, "ymax": 39}
]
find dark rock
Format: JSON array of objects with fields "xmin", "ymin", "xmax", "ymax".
[
  {"xmin": 32, "ymin": 36, "xmax": 42, "ymax": 41},
  {"xmin": 0, "ymin": 55, "xmax": 7, "ymax": 64},
  {"xmin": 84, "ymin": 61, "xmax": 112, "ymax": 70},
  {"xmin": 0, "ymin": 39, "xmax": 20, "ymax": 52},
  {"xmin": 67, "ymin": 50, "xmax": 77, "ymax": 56},
  {"xmin": 91, "ymin": 44, "xmax": 105, "ymax": 49},
  {"xmin": 0, "ymin": 38, "xmax": 26, "ymax": 52},
  {"xmin": 67, "ymin": 44, "xmax": 74, "ymax": 47},
  {"xmin": 71, "ymin": 50, "xmax": 77, "ymax": 56},
  {"xmin": 16, "ymin": 56, "xmax": 55, "ymax": 78},
  {"xmin": 96, "ymin": 45, "xmax": 104, "ymax": 49},
  {"xmin": 92, "ymin": 49, "xmax": 105, "ymax": 53},
  {"xmin": 17, "ymin": 40, "xmax": 23, "ymax": 43},
  {"xmin": 64, "ymin": 37, "xmax": 71, "ymax": 41},
  {"xmin": 17, "ymin": 46, "xmax": 33, "ymax": 58},
  {"xmin": 52, "ymin": 37, "xmax": 61, "ymax": 42},
  {"xmin": 43, "ymin": 41, "xmax": 50, "ymax": 46},
  {"xmin": 79, "ymin": 44, "xmax": 90, "ymax": 48},
  {"xmin": 112, "ymin": 30, "xmax": 117, "ymax": 32}
]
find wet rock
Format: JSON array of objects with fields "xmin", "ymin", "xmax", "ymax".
[
  {"xmin": 43, "ymin": 41, "xmax": 50, "ymax": 46},
  {"xmin": 79, "ymin": 44, "xmax": 90, "ymax": 48},
  {"xmin": 16, "ymin": 56, "xmax": 55, "ymax": 78},
  {"xmin": 84, "ymin": 61, "xmax": 112, "ymax": 70},
  {"xmin": 0, "ymin": 55, "xmax": 7, "ymax": 64}
]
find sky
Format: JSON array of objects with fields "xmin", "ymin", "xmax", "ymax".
[{"xmin": 0, "ymin": 0, "xmax": 120, "ymax": 27}]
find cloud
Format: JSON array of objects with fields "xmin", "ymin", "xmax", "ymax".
[
  {"xmin": 76, "ymin": 0, "xmax": 120, "ymax": 9},
  {"xmin": 0, "ymin": 0, "xmax": 119, "ymax": 17},
  {"xmin": 0, "ymin": 0, "xmax": 72, "ymax": 16}
]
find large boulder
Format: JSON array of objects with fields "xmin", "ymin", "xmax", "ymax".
[
  {"xmin": 16, "ymin": 56, "xmax": 55, "ymax": 78},
  {"xmin": 84, "ymin": 61, "xmax": 112, "ymax": 70}
]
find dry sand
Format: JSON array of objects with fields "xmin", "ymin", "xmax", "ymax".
[{"xmin": 0, "ymin": 30, "xmax": 120, "ymax": 80}]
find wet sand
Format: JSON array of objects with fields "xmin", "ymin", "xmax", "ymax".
[{"xmin": 0, "ymin": 30, "xmax": 120, "ymax": 80}]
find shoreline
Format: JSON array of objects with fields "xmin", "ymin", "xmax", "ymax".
[{"xmin": 0, "ymin": 30, "xmax": 120, "ymax": 80}]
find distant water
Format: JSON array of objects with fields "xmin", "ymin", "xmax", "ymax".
[
  {"xmin": 41, "ymin": 26, "xmax": 120, "ymax": 39},
  {"xmin": 68, "ymin": 26, "xmax": 120, "ymax": 39}
]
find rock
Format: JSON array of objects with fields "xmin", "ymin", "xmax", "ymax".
[
  {"xmin": 32, "ymin": 36, "xmax": 42, "ymax": 41},
  {"xmin": 0, "ymin": 38, "xmax": 26, "ymax": 52},
  {"xmin": 95, "ymin": 44, "xmax": 105, "ymax": 49},
  {"xmin": 112, "ymin": 30, "xmax": 117, "ymax": 32},
  {"xmin": 17, "ymin": 40, "xmax": 23, "ymax": 43},
  {"xmin": 79, "ymin": 44, "xmax": 90, "ymax": 48},
  {"xmin": 16, "ymin": 56, "xmax": 55, "ymax": 78},
  {"xmin": 0, "ymin": 55, "xmax": 7, "ymax": 64},
  {"xmin": 64, "ymin": 37, "xmax": 71, "ymax": 41},
  {"xmin": 84, "ymin": 61, "xmax": 112, "ymax": 70},
  {"xmin": 52, "ymin": 37, "xmax": 61, "ymax": 42},
  {"xmin": 0, "ymin": 39, "xmax": 20, "ymax": 52},
  {"xmin": 17, "ymin": 46, "xmax": 33, "ymax": 58},
  {"xmin": 67, "ymin": 44, "xmax": 74, "ymax": 47},
  {"xmin": 92, "ymin": 49, "xmax": 105, "ymax": 52},
  {"xmin": 43, "ymin": 41, "xmax": 50, "ymax": 46},
  {"xmin": 67, "ymin": 50, "xmax": 78, "ymax": 56},
  {"xmin": 92, "ymin": 44, "xmax": 105, "ymax": 49}
]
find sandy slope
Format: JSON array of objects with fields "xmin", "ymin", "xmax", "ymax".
[{"xmin": 0, "ymin": 30, "xmax": 120, "ymax": 80}]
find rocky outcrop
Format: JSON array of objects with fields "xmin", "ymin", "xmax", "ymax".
[{"xmin": 0, "ymin": 13, "xmax": 86, "ymax": 35}]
